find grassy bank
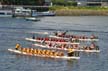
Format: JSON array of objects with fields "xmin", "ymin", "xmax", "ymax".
[{"xmin": 49, "ymin": 6, "xmax": 108, "ymax": 16}]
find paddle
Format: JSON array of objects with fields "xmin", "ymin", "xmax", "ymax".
[
  {"xmin": 62, "ymin": 30, "xmax": 68, "ymax": 35},
  {"xmin": 41, "ymin": 39, "xmax": 46, "ymax": 44}
]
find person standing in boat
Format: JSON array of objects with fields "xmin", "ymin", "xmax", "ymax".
[
  {"xmin": 68, "ymin": 48, "xmax": 74, "ymax": 57},
  {"xmin": 15, "ymin": 43, "xmax": 21, "ymax": 50},
  {"xmin": 32, "ymin": 34, "xmax": 35, "ymax": 39},
  {"xmin": 54, "ymin": 32, "xmax": 58, "ymax": 36},
  {"xmin": 68, "ymin": 48, "xmax": 79, "ymax": 57}
]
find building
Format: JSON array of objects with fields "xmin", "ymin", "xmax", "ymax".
[
  {"xmin": 44, "ymin": 0, "xmax": 52, "ymax": 6},
  {"xmin": 0, "ymin": 2, "xmax": 2, "ymax": 8},
  {"xmin": 76, "ymin": 0, "xmax": 108, "ymax": 6}
]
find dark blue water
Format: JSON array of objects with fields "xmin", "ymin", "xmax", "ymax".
[{"xmin": 0, "ymin": 16, "xmax": 108, "ymax": 71}]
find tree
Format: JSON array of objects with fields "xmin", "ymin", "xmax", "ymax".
[
  {"xmin": 51, "ymin": 0, "xmax": 77, "ymax": 6},
  {"xmin": 0, "ymin": 0, "xmax": 45, "ymax": 5}
]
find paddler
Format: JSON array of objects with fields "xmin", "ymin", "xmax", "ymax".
[
  {"xmin": 54, "ymin": 52, "xmax": 58, "ymax": 56},
  {"xmin": 26, "ymin": 48, "xmax": 30, "ymax": 53},
  {"xmin": 58, "ymin": 52, "xmax": 64, "ymax": 56},
  {"xmin": 34, "ymin": 49, "xmax": 37, "ymax": 54},
  {"xmin": 46, "ymin": 50, "xmax": 51, "ymax": 56},
  {"xmin": 49, "ymin": 50, "xmax": 53, "ymax": 56},
  {"xmin": 32, "ymin": 34, "xmax": 35, "ymax": 39},
  {"xmin": 90, "ymin": 34, "xmax": 98, "ymax": 39},
  {"xmin": 90, "ymin": 43, "xmax": 96, "ymax": 50},
  {"xmin": 22, "ymin": 48, "xmax": 26, "ymax": 52},
  {"xmin": 38, "ymin": 49, "xmax": 42, "ymax": 55},
  {"xmin": 54, "ymin": 31, "xmax": 58, "ymax": 36},
  {"xmin": 68, "ymin": 48, "xmax": 75, "ymax": 57},
  {"xmin": 42, "ymin": 50, "xmax": 46, "ymax": 55},
  {"xmin": 15, "ymin": 43, "xmax": 21, "ymax": 50},
  {"xmin": 61, "ymin": 44, "xmax": 64, "ymax": 49},
  {"xmin": 32, "ymin": 49, "xmax": 35, "ymax": 54}
]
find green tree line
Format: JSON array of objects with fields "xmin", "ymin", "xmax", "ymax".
[
  {"xmin": 0, "ymin": 0, "xmax": 45, "ymax": 5},
  {"xmin": 51, "ymin": 0, "xmax": 77, "ymax": 6},
  {"xmin": 0, "ymin": 0, "xmax": 77, "ymax": 6}
]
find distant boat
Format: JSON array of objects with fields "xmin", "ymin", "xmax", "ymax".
[
  {"xmin": 13, "ymin": 7, "xmax": 31, "ymax": 17},
  {"xmin": 32, "ymin": 10, "xmax": 55, "ymax": 17},
  {"xmin": 41, "ymin": 11, "xmax": 55, "ymax": 16},
  {"xmin": 0, "ymin": 10, "xmax": 12, "ymax": 17},
  {"xmin": 25, "ymin": 17, "xmax": 40, "ymax": 21}
]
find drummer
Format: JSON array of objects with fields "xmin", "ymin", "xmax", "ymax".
[{"xmin": 15, "ymin": 43, "xmax": 21, "ymax": 50}]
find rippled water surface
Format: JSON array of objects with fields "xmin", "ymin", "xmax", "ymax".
[{"xmin": 0, "ymin": 16, "xmax": 108, "ymax": 71}]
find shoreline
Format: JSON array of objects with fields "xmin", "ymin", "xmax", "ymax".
[
  {"xmin": 50, "ymin": 6, "xmax": 108, "ymax": 16},
  {"xmin": 54, "ymin": 10, "xmax": 108, "ymax": 16}
]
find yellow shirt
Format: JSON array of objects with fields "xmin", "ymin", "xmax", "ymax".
[
  {"xmin": 15, "ymin": 44, "xmax": 20, "ymax": 49},
  {"xmin": 68, "ymin": 48, "xmax": 74, "ymax": 53}
]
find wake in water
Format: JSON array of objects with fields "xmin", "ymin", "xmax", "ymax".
[
  {"xmin": 0, "ymin": 30, "xmax": 49, "ymax": 35},
  {"xmin": 40, "ymin": 28, "xmax": 108, "ymax": 33}
]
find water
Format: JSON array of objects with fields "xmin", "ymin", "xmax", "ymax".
[{"xmin": 0, "ymin": 16, "xmax": 108, "ymax": 71}]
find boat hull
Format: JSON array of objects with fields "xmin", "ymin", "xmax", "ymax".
[
  {"xmin": 49, "ymin": 35, "xmax": 99, "ymax": 42},
  {"xmin": 34, "ymin": 44, "xmax": 100, "ymax": 53},
  {"xmin": 25, "ymin": 38, "xmax": 80, "ymax": 45},
  {"xmin": 8, "ymin": 49, "xmax": 80, "ymax": 60},
  {"xmin": 25, "ymin": 17, "xmax": 40, "ymax": 21}
]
